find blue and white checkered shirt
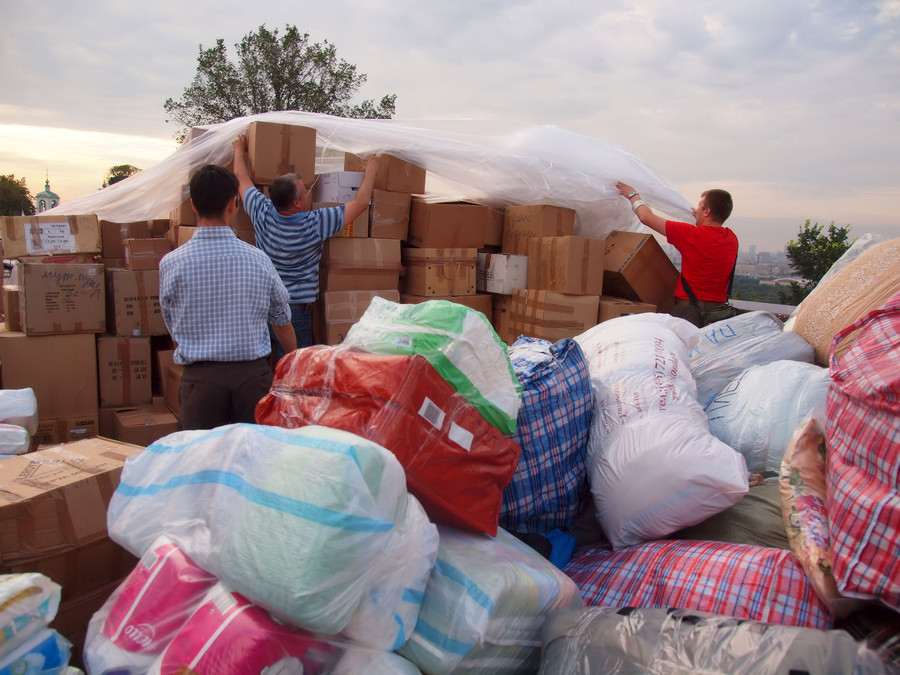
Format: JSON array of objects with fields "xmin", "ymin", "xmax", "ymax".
[
  {"xmin": 242, "ymin": 187, "xmax": 345, "ymax": 303},
  {"xmin": 160, "ymin": 226, "xmax": 291, "ymax": 365}
]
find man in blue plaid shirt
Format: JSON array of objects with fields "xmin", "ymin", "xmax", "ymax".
[{"xmin": 160, "ymin": 164, "xmax": 296, "ymax": 430}]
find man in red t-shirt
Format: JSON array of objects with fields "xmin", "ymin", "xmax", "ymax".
[{"xmin": 615, "ymin": 181, "xmax": 738, "ymax": 327}]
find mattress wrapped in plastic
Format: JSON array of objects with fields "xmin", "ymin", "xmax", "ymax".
[
  {"xmin": 340, "ymin": 297, "xmax": 522, "ymax": 434},
  {"xmin": 107, "ymin": 423, "xmax": 439, "ymax": 649},
  {"xmin": 500, "ymin": 337, "xmax": 592, "ymax": 535},
  {"xmin": 256, "ymin": 346, "xmax": 521, "ymax": 536},
  {"xmin": 398, "ymin": 526, "xmax": 583, "ymax": 674},
  {"xmin": 575, "ymin": 313, "xmax": 748, "ymax": 549}
]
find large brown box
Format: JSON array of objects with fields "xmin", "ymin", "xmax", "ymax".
[
  {"xmin": 100, "ymin": 220, "xmax": 153, "ymax": 259},
  {"xmin": 33, "ymin": 415, "xmax": 99, "ymax": 447},
  {"xmin": 408, "ymin": 197, "xmax": 491, "ymax": 249},
  {"xmin": 369, "ymin": 189, "xmax": 411, "ymax": 239},
  {"xmin": 2, "ymin": 285, "xmax": 20, "ymax": 331},
  {"xmin": 169, "ymin": 195, "xmax": 197, "ymax": 228},
  {"xmin": 0, "ymin": 215, "xmax": 101, "ymax": 258},
  {"xmin": 400, "ymin": 292, "xmax": 493, "ymax": 318},
  {"xmin": 162, "ymin": 361, "xmax": 184, "ymax": 416},
  {"xmin": 598, "ymin": 295, "xmax": 657, "ymax": 323},
  {"xmin": 0, "ymin": 436, "xmax": 142, "ymax": 564},
  {"xmin": 0, "ymin": 330, "xmax": 99, "ymax": 418},
  {"xmin": 527, "ymin": 235, "xmax": 605, "ymax": 295},
  {"xmin": 322, "ymin": 238, "xmax": 402, "ymax": 292},
  {"xmin": 314, "ymin": 202, "xmax": 369, "ymax": 238},
  {"xmin": 247, "ymin": 121, "xmax": 316, "ymax": 185},
  {"xmin": 113, "ymin": 403, "xmax": 179, "ymax": 447},
  {"xmin": 344, "ymin": 153, "xmax": 426, "ymax": 194},
  {"xmin": 123, "ymin": 238, "xmax": 172, "ymax": 270},
  {"xmin": 491, "ymin": 294, "xmax": 516, "ymax": 344},
  {"xmin": 105, "ymin": 268, "xmax": 167, "ymax": 336},
  {"xmin": 97, "ymin": 335, "xmax": 153, "ymax": 408},
  {"xmin": 502, "ymin": 205, "xmax": 576, "ymax": 255},
  {"xmin": 602, "ymin": 230, "xmax": 678, "ymax": 312},
  {"xmin": 321, "ymin": 289, "xmax": 401, "ymax": 346},
  {"xmin": 400, "ymin": 248, "xmax": 477, "ymax": 297},
  {"xmin": 509, "ymin": 289, "xmax": 600, "ymax": 342},
  {"xmin": 18, "ymin": 262, "xmax": 106, "ymax": 335}
]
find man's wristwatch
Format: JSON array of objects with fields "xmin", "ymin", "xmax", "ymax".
[{"xmin": 626, "ymin": 191, "xmax": 639, "ymax": 199}]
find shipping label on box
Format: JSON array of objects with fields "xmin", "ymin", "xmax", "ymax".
[
  {"xmin": 105, "ymin": 268, "xmax": 167, "ymax": 337},
  {"xmin": 502, "ymin": 205, "xmax": 576, "ymax": 255},
  {"xmin": 369, "ymin": 190, "xmax": 410, "ymax": 239},
  {"xmin": 100, "ymin": 220, "xmax": 152, "ymax": 259},
  {"xmin": 19, "ymin": 262, "xmax": 106, "ymax": 336},
  {"xmin": 322, "ymin": 238, "xmax": 402, "ymax": 292},
  {"xmin": 0, "ymin": 215, "xmax": 102, "ymax": 258},
  {"xmin": 509, "ymin": 289, "xmax": 600, "ymax": 342},
  {"xmin": 598, "ymin": 295, "xmax": 657, "ymax": 323},
  {"xmin": 247, "ymin": 122, "xmax": 316, "ymax": 185},
  {"xmin": 408, "ymin": 197, "xmax": 490, "ymax": 249},
  {"xmin": 97, "ymin": 335, "xmax": 153, "ymax": 408},
  {"xmin": 603, "ymin": 230, "xmax": 678, "ymax": 312},
  {"xmin": 400, "ymin": 248, "xmax": 477, "ymax": 296},
  {"xmin": 123, "ymin": 238, "xmax": 172, "ymax": 271},
  {"xmin": 527, "ymin": 235, "xmax": 604, "ymax": 295},
  {"xmin": 477, "ymin": 253, "xmax": 528, "ymax": 294},
  {"xmin": 344, "ymin": 153, "xmax": 426, "ymax": 194}
]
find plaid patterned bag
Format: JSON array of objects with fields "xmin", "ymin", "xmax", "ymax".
[
  {"xmin": 563, "ymin": 539, "xmax": 832, "ymax": 629},
  {"xmin": 826, "ymin": 289, "xmax": 900, "ymax": 612},
  {"xmin": 499, "ymin": 337, "xmax": 592, "ymax": 534}
]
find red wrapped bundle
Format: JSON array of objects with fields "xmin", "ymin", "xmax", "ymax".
[{"xmin": 256, "ymin": 346, "xmax": 521, "ymax": 536}]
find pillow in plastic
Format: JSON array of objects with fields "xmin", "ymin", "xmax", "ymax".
[
  {"xmin": 706, "ymin": 360, "xmax": 830, "ymax": 472},
  {"xmin": 575, "ymin": 313, "xmax": 748, "ymax": 549},
  {"xmin": 397, "ymin": 526, "xmax": 583, "ymax": 675},
  {"xmin": 107, "ymin": 423, "xmax": 439, "ymax": 649},
  {"xmin": 340, "ymin": 297, "xmax": 522, "ymax": 434},
  {"xmin": 500, "ymin": 337, "xmax": 592, "ymax": 535}
]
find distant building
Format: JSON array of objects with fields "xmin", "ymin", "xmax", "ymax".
[{"xmin": 34, "ymin": 174, "xmax": 60, "ymax": 213}]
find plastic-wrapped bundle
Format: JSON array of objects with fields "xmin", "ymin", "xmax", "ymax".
[
  {"xmin": 706, "ymin": 360, "xmax": 830, "ymax": 472},
  {"xmin": 0, "ymin": 423, "xmax": 30, "ymax": 456},
  {"xmin": 539, "ymin": 606, "xmax": 885, "ymax": 674},
  {"xmin": 500, "ymin": 337, "xmax": 592, "ymax": 535},
  {"xmin": 256, "ymin": 347, "xmax": 521, "ymax": 536},
  {"xmin": 398, "ymin": 526, "xmax": 583, "ymax": 674},
  {"xmin": 0, "ymin": 627, "xmax": 71, "ymax": 675},
  {"xmin": 575, "ymin": 314, "xmax": 748, "ymax": 549},
  {"xmin": 0, "ymin": 388, "xmax": 38, "ymax": 435},
  {"xmin": 340, "ymin": 297, "xmax": 522, "ymax": 434},
  {"xmin": 690, "ymin": 311, "xmax": 815, "ymax": 408},
  {"xmin": 107, "ymin": 423, "xmax": 439, "ymax": 649},
  {"xmin": 0, "ymin": 573, "xmax": 61, "ymax": 658}
]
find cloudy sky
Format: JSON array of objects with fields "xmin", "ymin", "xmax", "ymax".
[{"xmin": 2, "ymin": 0, "xmax": 898, "ymax": 252}]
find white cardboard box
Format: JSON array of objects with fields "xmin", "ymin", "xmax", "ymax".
[
  {"xmin": 312, "ymin": 171, "xmax": 364, "ymax": 204},
  {"xmin": 477, "ymin": 253, "xmax": 528, "ymax": 294}
]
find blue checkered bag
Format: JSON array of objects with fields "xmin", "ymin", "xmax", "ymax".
[{"xmin": 499, "ymin": 337, "xmax": 593, "ymax": 535}]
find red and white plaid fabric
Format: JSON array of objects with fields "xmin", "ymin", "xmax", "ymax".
[
  {"xmin": 826, "ymin": 289, "xmax": 900, "ymax": 612},
  {"xmin": 563, "ymin": 539, "xmax": 832, "ymax": 629}
]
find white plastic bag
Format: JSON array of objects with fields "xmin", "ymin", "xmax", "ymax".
[
  {"xmin": 0, "ymin": 388, "xmax": 38, "ymax": 435},
  {"xmin": 0, "ymin": 424, "xmax": 30, "ymax": 456},
  {"xmin": 0, "ymin": 573, "xmax": 61, "ymax": 660}
]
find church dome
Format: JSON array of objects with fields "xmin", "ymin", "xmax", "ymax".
[{"xmin": 35, "ymin": 176, "xmax": 60, "ymax": 213}]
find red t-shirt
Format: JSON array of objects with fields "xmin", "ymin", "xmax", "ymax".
[{"xmin": 665, "ymin": 221, "xmax": 738, "ymax": 303}]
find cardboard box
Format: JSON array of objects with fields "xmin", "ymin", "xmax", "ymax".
[
  {"xmin": 322, "ymin": 238, "xmax": 402, "ymax": 292},
  {"xmin": 99, "ymin": 220, "xmax": 152, "ymax": 259},
  {"xmin": 603, "ymin": 230, "xmax": 678, "ymax": 312},
  {"xmin": 527, "ymin": 235, "xmax": 605, "ymax": 295},
  {"xmin": 321, "ymin": 289, "xmax": 401, "ymax": 345},
  {"xmin": 400, "ymin": 292, "xmax": 493, "ymax": 317},
  {"xmin": 96, "ymin": 335, "xmax": 153, "ymax": 408},
  {"xmin": 0, "ymin": 215, "xmax": 101, "ymax": 258},
  {"xmin": 0, "ymin": 436, "xmax": 142, "ymax": 563},
  {"xmin": 315, "ymin": 202, "xmax": 368, "ymax": 238},
  {"xmin": 491, "ymin": 294, "xmax": 516, "ymax": 344},
  {"xmin": 0, "ymin": 330, "xmax": 99, "ymax": 418},
  {"xmin": 344, "ymin": 153, "xmax": 426, "ymax": 194},
  {"xmin": 17, "ymin": 262, "xmax": 105, "ymax": 336},
  {"xmin": 33, "ymin": 416, "xmax": 99, "ymax": 447},
  {"xmin": 2, "ymin": 285, "xmax": 20, "ymax": 331},
  {"xmin": 113, "ymin": 403, "xmax": 179, "ymax": 447},
  {"xmin": 408, "ymin": 196, "xmax": 491, "ymax": 249},
  {"xmin": 162, "ymin": 361, "xmax": 184, "ymax": 416},
  {"xmin": 169, "ymin": 195, "xmax": 197, "ymax": 228},
  {"xmin": 502, "ymin": 205, "xmax": 576, "ymax": 255},
  {"xmin": 598, "ymin": 295, "xmax": 657, "ymax": 322},
  {"xmin": 369, "ymin": 190, "xmax": 410, "ymax": 239},
  {"xmin": 400, "ymin": 248, "xmax": 477, "ymax": 296},
  {"xmin": 123, "ymin": 238, "xmax": 172, "ymax": 270},
  {"xmin": 477, "ymin": 253, "xmax": 528, "ymax": 294},
  {"xmin": 312, "ymin": 171, "xmax": 363, "ymax": 203},
  {"xmin": 105, "ymin": 268, "xmax": 167, "ymax": 336},
  {"xmin": 247, "ymin": 121, "xmax": 316, "ymax": 185},
  {"xmin": 484, "ymin": 208, "xmax": 504, "ymax": 248},
  {"xmin": 509, "ymin": 289, "xmax": 600, "ymax": 342}
]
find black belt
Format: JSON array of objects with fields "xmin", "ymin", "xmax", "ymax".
[
  {"xmin": 291, "ymin": 302, "xmax": 315, "ymax": 313},
  {"xmin": 185, "ymin": 356, "xmax": 269, "ymax": 368},
  {"xmin": 675, "ymin": 297, "xmax": 723, "ymax": 309}
]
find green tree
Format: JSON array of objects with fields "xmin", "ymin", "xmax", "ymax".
[
  {"xmin": 779, "ymin": 220, "xmax": 852, "ymax": 304},
  {"xmin": 0, "ymin": 174, "xmax": 36, "ymax": 216},
  {"xmin": 102, "ymin": 164, "xmax": 142, "ymax": 188},
  {"xmin": 164, "ymin": 25, "xmax": 396, "ymax": 140}
]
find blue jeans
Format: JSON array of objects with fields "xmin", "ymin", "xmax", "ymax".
[{"xmin": 271, "ymin": 304, "xmax": 313, "ymax": 360}]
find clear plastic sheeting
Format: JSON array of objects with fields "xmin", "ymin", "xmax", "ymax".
[
  {"xmin": 41, "ymin": 112, "xmax": 694, "ymax": 239},
  {"xmin": 538, "ymin": 606, "xmax": 892, "ymax": 675}
]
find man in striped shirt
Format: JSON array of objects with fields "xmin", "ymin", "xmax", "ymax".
[
  {"xmin": 160, "ymin": 164, "xmax": 297, "ymax": 430},
  {"xmin": 232, "ymin": 134, "xmax": 379, "ymax": 351}
]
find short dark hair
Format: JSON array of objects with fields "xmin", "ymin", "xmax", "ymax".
[
  {"xmin": 702, "ymin": 189, "xmax": 733, "ymax": 223},
  {"xmin": 189, "ymin": 164, "xmax": 239, "ymax": 219},
  {"xmin": 269, "ymin": 173, "xmax": 303, "ymax": 211}
]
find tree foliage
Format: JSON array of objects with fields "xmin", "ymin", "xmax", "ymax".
[
  {"xmin": 779, "ymin": 220, "xmax": 852, "ymax": 304},
  {"xmin": 102, "ymin": 164, "xmax": 142, "ymax": 188},
  {"xmin": 0, "ymin": 174, "xmax": 36, "ymax": 216},
  {"xmin": 164, "ymin": 25, "xmax": 397, "ymax": 140}
]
